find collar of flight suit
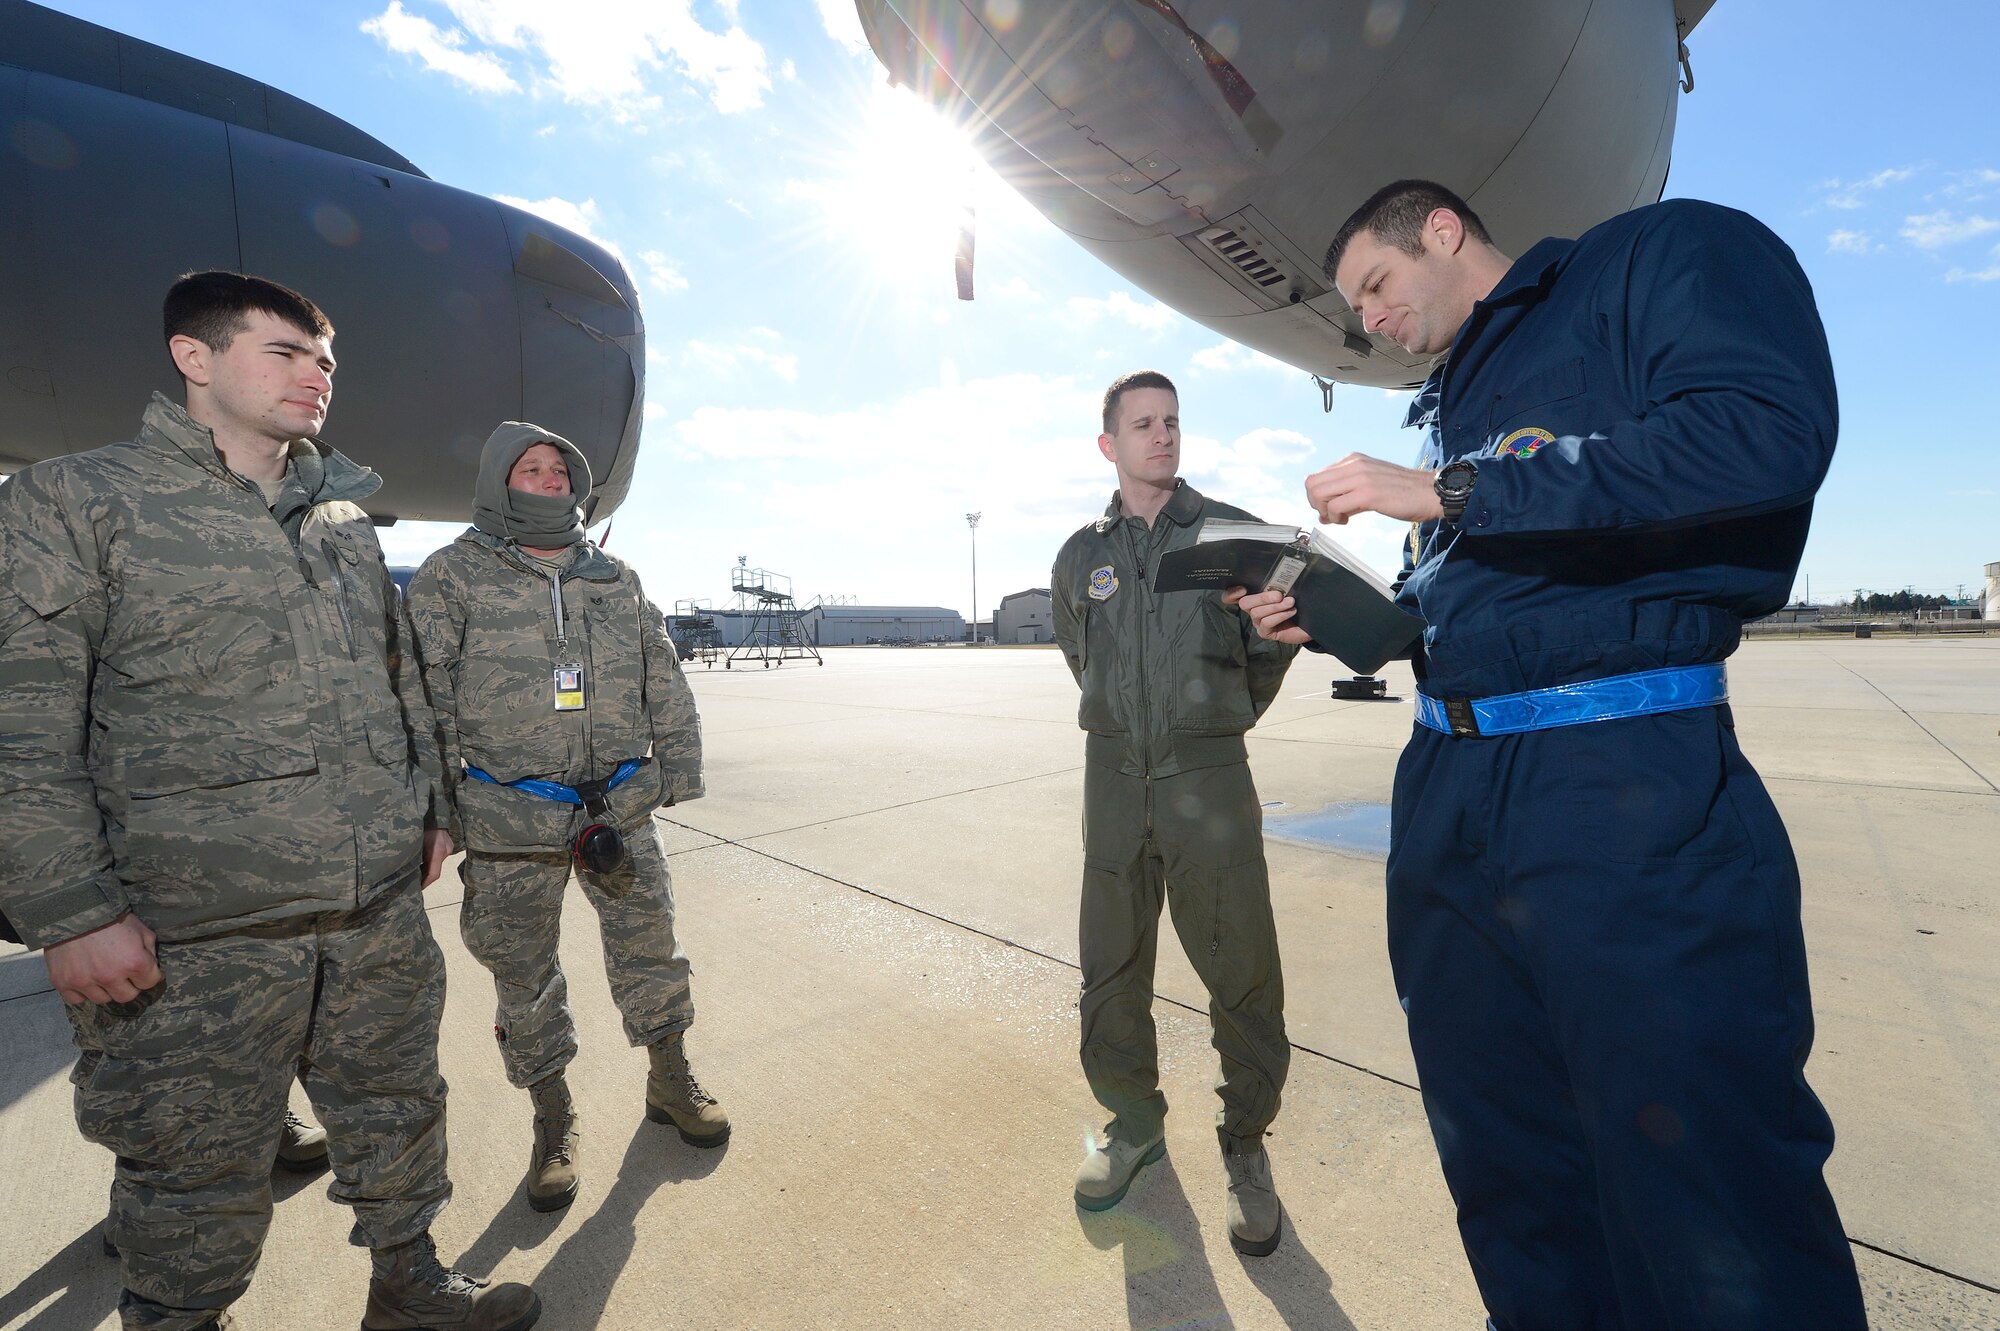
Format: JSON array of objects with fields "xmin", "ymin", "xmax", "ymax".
[
  {"xmin": 1096, "ymin": 478, "xmax": 1203, "ymax": 531},
  {"xmin": 1401, "ymin": 237, "xmax": 1576, "ymax": 431}
]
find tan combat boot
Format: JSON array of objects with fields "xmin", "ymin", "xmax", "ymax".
[
  {"xmin": 363, "ymin": 1232, "xmax": 541, "ymax": 1331},
  {"xmin": 526, "ymin": 1075, "xmax": 579, "ymax": 1212},
  {"xmin": 1222, "ymin": 1143, "xmax": 1282, "ymax": 1257},
  {"xmin": 1074, "ymin": 1126, "xmax": 1165, "ymax": 1211},
  {"xmin": 275, "ymin": 1108, "xmax": 330, "ymax": 1173},
  {"xmin": 645, "ymin": 1032, "xmax": 730, "ymax": 1146}
]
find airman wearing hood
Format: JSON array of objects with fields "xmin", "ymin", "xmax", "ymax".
[{"xmin": 405, "ymin": 421, "xmax": 726, "ymax": 1215}]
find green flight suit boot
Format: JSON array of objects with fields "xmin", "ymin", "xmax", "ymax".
[
  {"xmin": 1223, "ymin": 1142, "xmax": 1282, "ymax": 1257},
  {"xmin": 363, "ymin": 1232, "xmax": 541, "ymax": 1330},
  {"xmin": 1074, "ymin": 1126, "xmax": 1166, "ymax": 1211},
  {"xmin": 525, "ymin": 1075, "xmax": 579, "ymax": 1213},
  {"xmin": 645, "ymin": 1032, "xmax": 730, "ymax": 1146}
]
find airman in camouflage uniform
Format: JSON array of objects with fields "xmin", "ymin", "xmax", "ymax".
[
  {"xmin": 0, "ymin": 273, "xmax": 539, "ymax": 1331},
  {"xmin": 405, "ymin": 422, "xmax": 721, "ymax": 1215}
]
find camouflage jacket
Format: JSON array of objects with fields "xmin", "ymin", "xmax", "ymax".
[
  {"xmin": 404, "ymin": 529, "xmax": 703, "ymax": 854},
  {"xmin": 1052, "ymin": 481, "xmax": 1299, "ymax": 777},
  {"xmin": 0, "ymin": 395, "xmax": 443, "ymax": 948}
]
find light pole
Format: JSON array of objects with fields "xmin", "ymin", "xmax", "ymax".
[{"xmin": 965, "ymin": 512, "xmax": 981, "ymax": 644}]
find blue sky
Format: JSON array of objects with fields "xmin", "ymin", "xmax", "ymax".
[{"xmin": 42, "ymin": 1, "xmax": 2000, "ymax": 612}]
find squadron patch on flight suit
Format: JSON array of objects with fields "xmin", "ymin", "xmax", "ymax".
[
  {"xmin": 1088, "ymin": 565, "xmax": 1119, "ymax": 601},
  {"xmin": 1496, "ymin": 426, "xmax": 1555, "ymax": 458}
]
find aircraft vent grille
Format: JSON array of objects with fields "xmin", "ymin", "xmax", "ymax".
[{"xmin": 1198, "ymin": 227, "xmax": 1289, "ymax": 288}]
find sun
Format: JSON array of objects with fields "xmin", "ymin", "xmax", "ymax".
[{"xmin": 799, "ymin": 81, "xmax": 983, "ymax": 292}]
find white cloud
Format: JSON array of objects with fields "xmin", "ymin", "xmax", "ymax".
[
  {"xmin": 1900, "ymin": 210, "xmax": 2000, "ymax": 250},
  {"xmin": 1820, "ymin": 165, "xmax": 1920, "ymax": 210},
  {"xmin": 362, "ymin": 1, "xmax": 769, "ymax": 117},
  {"xmin": 1065, "ymin": 291, "xmax": 1178, "ymax": 333},
  {"xmin": 361, "ymin": 2, "xmax": 519, "ymax": 93},
  {"xmin": 639, "ymin": 249, "xmax": 689, "ymax": 294},
  {"xmin": 1190, "ymin": 341, "xmax": 1296, "ymax": 373},
  {"xmin": 493, "ymin": 193, "xmax": 621, "ymax": 256},
  {"xmin": 815, "ymin": 0, "xmax": 873, "ymax": 54},
  {"xmin": 671, "ymin": 373, "xmax": 1098, "ymax": 469},
  {"xmin": 618, "ymin": 371, "xmax": 1422, "ymax": 608},
  {"xmin": 1826, "ymin": 229, "xmax": 1872, "ymax": 255},
  {"xmin": 682, "ymin": 340, "xmax": 800, "ymax": 382},
  {"xmin": 1939, "ymin": 167, "xmax": 2000, "ymax": 199},
  {"xmin": 985, "ymin": 275, "xmax": 1042, "ymax": 302},
  {"xmin": 376, "ymin": 519, "xmax": 463, "ymax": 568},
  {"xmin": 1946, "ymin": 244, "xmax": 2000, "ymax": 283},
  {"xmin": 780, "ymin": 58, "xmax": 797, "ymax": 81}
]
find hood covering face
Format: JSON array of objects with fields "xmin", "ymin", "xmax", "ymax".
[{"xmin": 472, "ymin": 421, "xmax": 594, "ymax": 548}]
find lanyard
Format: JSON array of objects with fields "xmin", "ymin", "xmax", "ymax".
[{"xmin": 547, "ymin": 569, "xmax": 569, "ymax": 651}]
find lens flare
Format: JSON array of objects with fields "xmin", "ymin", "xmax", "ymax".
[
  {"xmin": 1364, "ymin": 0, "xmax": 1408, "ymax": 49},
  {"xmin": 311, "ymin": 202, "xmax": 360, "ymax": 247},
  {"xmin": 10, "ymin": 118, "xmax": 77, "ymax": 170},
  {"xmin": 410, "ymin": 217, "xmax": 451, "ymax": 254},
  {"xmin": 1102, "ymin": 16, "xmax": 1135, "ymax": 60}
]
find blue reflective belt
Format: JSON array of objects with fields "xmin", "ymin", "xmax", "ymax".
[
  {"xmin": 463, "ymin": 757, "xmax": 647, "ymax": 805},
  {"xmin": 1414, "ymin": 663, "xmax": 1728, "ymax": 739}
]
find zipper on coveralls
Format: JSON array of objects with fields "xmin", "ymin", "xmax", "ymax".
[{"xmin": 1124, "ymin": 521, "xmax": 1154, "ymax": 781}]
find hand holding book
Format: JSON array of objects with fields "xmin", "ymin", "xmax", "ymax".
[{"xmin": 1153, "ymin": 518, "xmax": 1425, "ymax": 673}]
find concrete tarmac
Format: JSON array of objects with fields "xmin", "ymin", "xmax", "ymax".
[{"xmin": 3, "ymin": 637, "xmax": 1995, "ymax": 1329}]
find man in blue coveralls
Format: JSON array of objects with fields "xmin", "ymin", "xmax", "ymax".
[{"xmin": 1234, "ymin": 180, "xmax": 1866, "ymax": 1329}]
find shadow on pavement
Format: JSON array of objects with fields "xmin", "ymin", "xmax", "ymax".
[
  {"xmin": 1077, "ymin": 1154, "xmax": 1237, "ymax": 1330},
  {"xmin": 451, "ymin": 1116, "xmax": 727, "ymax": 1330},
  {"xmin": 0, "ymin": 1226, "xmax": 118, "ymax": 1331},
  {"xmin": 0, "ymin": 976, "xmax": 75, "ymax": 1116},
  {"xmin": 1239, "ymin": 1209, "xmax": 1358, "ymax": 1331}
]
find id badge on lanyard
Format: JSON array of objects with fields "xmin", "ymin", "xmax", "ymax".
[
  {"xmin": 548, "ymin": 571, "xmax": 586, "ymax": 711},
  {"xmin": 553, "ymin": 662, "xmax": 586, "ymax": 711}
]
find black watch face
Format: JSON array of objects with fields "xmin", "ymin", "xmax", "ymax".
[{"xmin": 1438, "ymin": 460, "xmax": 1477, "ymax": 496}]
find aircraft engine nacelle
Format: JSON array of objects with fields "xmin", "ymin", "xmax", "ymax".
[
  {"xmin": 0, "ymin": 0, "xmax": 643, "ymax": 523},
  {"xmin": 860, "ymin": 0, "xmax": 1715, "ymax": 390}
]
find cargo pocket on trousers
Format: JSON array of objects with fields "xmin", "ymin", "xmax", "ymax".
[{"xmin": 107, "ymin": 1211, "xmax": 199, "ymax": 1264}]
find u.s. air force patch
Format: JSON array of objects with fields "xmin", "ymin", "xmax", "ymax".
[
  {"xmin": 1088, "ymin": 565, "xmax": 1118, "ymax": 601},
  {"xmin": 1497, "ymin": 426, "xmax": 1555, "ymax": 458}
]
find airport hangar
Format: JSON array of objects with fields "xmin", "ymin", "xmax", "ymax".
[{"xmin": 680, "ymin": 590, "xmax": 1056, "ymax": 648}]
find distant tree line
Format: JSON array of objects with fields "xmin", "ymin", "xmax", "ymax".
[{"xmin": 1846, "ymin": 590, "xmax": 1956, "ymax": 613}]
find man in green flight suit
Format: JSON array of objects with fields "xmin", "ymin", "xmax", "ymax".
[
  {"xmin": 404, "ymin": 422, "xmax": 720, "ymax": 1216},
  {"xmin": 1051, "ymin": 370, "xmax": 1300, "ymax": 1256},
  {"xmin": 0, "ymin": 272, "xmax": 539, "ymax": 1331}
]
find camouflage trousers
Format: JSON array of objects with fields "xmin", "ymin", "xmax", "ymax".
[
  {"xmin": 460, "ymin": 819, "xmax": 693, "ymax": 1089},
  {"xmin": 69, "ymin": 873, "xmax": 451, "ymax": 1331},
  {"xmin": 1078, "ymin": 761, "xmax": 1289, "ymax": 1151}
]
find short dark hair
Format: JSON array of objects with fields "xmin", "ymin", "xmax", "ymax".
[
  {"xmin": 163, "ymin": 271, "xmax": 332, "ymax": 358},
  {"xmin": 1322, "ymin": 179, "xmax": 1491, "ymax": 282},
  {"xmin": 1101, "ymin": 370, "xmax": 1177, "ymax": 435}
]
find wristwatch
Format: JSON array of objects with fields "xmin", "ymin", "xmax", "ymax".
[{"xmin": 1434, "ymin": 458, "xmax": 1478, "ymax": 524}]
